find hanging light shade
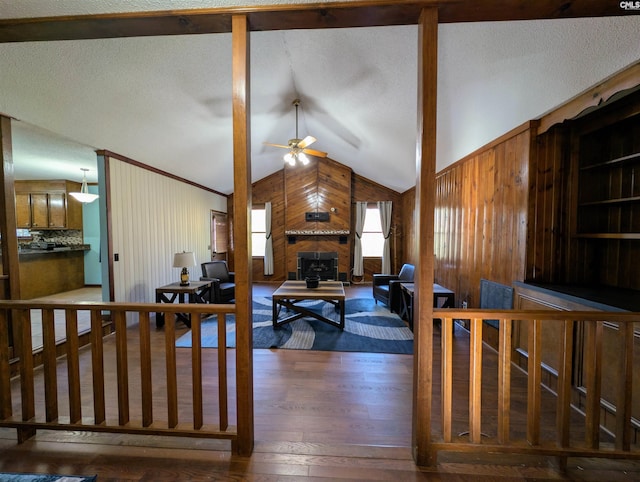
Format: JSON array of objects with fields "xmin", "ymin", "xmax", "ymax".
[{"xmin": 69, "ymin": 168, "xmax": 99, "ymax": 203}]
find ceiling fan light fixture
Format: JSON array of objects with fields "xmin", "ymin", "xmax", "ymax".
[
  {"xmin": 284, "ymin": 152, "xmax": 296, "ymax": 166},
  {"xmin": 266, "ymin": 98, "xmax": 328, "ymax": 164},
  {"xmin": 69, "ymin": 168, "xmax": 99, "ymax": 204}
]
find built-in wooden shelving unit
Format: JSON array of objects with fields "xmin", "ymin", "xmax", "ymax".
[{"xmin": 574, "ymin": 105, "xmax": 640, "ymax": 239}]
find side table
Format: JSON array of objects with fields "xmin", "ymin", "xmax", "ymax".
[
  {"xmin": 399, "ymin": 282, "xmax": 456, "ymax": 332},
  {"xmin": 155, "ymin": 280, "xmax": 211, "ymax": 328}
]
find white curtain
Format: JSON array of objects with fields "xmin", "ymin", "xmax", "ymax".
[
  {"xmin": 378, "ymin": 201, "xmax": 393, "ymax": 274},
  {"xmin": 264, "ymin": 201, "xmax": 274, "ymax": 276},
  {"xmin": 353, "ymin": 202, "xmax": 367, "ymax": 277}
]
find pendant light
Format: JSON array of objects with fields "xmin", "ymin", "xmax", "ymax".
[{"xmin": 69, "ymin": 168, "xmax": 99, "ymax": 203}]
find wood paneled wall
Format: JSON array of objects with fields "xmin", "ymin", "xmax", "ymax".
[
  {"xmin": 283, "ymin": 157, "xmax": 352, "ymax": 279},
  {"xmin": 108, "ymin": 159, "xmax": 227, "ymax": 305},
  {"xmin": 432, "ymin": 122, "xmax": 535, "ymax": 308},
  {"xmin": 526, "ymin": 125, "xmax": 568, "ymax": 283},
  {"xmin": 284, "ymin": 158, "xmax": 351, "ymax": 233},
  {"xmin": 243, "ymin": 158, "xmax": 405, "ymax": 283}
]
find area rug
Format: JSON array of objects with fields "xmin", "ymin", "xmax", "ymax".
[
  {"xmin": 0, "ymin": 474, "xmax": 96, "ymax": 482},
  {"xmin": 176, "ymin": 297, "xmax": 413, "ymax": 354}
]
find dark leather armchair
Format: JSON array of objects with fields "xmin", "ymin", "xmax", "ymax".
[
  {"xmin": 373, "ymin": 263, "xmax": 415, "ymax": 314},
  {"xmin": 200, "ymin": 261, "xmax": 235, "ymax": 303}
]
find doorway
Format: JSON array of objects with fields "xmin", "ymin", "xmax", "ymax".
[{"xmin": 210, "ymin": 210, "xmax": 228, "ymax": 262}]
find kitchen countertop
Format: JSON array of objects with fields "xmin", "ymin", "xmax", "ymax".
[{"xmin": 19, "ymin": 244, "xmax": 91, "ymax": 256}]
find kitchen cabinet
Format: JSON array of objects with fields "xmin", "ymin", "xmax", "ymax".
[
  {"xmin": 48, "ymin": 192, "xmax": 67, "ymax": 228},
  {"xmin": 16, "ymin": 192, "xmax": 66, "ymax": 229},
  {"xmin": 15, "ymin": 180, "xmax": 82, "ymax": 230},
  {"xmin": 15, "ymin": 193, "xmax": 31, "ymax": 228},
  {"xmin": 31, "ymin": 193, "xmax": 50, "ymax": 228}
]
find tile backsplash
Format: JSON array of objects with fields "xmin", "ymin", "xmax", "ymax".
[{"xmin": 18, "ymin": 229, "xmax": 84, "ymax": 246}]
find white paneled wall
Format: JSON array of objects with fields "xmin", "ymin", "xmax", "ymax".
[{"xmin": 109, "ymin": 160, "xmax": 226, "ymax": 303}]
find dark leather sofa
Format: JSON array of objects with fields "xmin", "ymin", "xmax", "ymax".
[
  {"xmin": 200, "ymin": 261, "xmax": 235, "ymax": 303},
  {"xmin": 372, "ymin": 263, "xmax": 415, "ymax": 314}
]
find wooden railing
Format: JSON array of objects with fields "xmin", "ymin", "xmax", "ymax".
[
  {"xmin": 4, "ymin": 302, "xmax": 639, "ymax": 463},
  {"xmin": 0, "ymin": 301, "xmax": 239, "ymax": 451},
  {"xmin": 431, "ymin": 309, "xmax": 640, "ymax": 463}
]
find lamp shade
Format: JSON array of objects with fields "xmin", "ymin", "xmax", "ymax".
[
  {"xmin": 173, "ymin": 251, "xmax": 197, "ymax": 268},
  {"xmin": 70, "ymin": 168, "xmax": 99, "ymax": 203}
]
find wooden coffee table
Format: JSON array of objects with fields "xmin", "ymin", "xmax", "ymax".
[{"xmin": 272, "ymin": 280, "xmax": 346, "ymax": 330}]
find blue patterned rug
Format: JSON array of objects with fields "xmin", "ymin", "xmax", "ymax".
[
  {"xmin": 0, "ymin": 474, "xmax": 96, "ymax": 481},
  {"xmin": 176, "ymin": 297, "xmax": 413, "ymax": 354}
]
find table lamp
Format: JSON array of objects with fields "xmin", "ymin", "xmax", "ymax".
[{"xmin": 173, "ymin": 251, "xmax": 197, "ymax": 286}]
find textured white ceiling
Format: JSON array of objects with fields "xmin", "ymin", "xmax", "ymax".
[{"xmin": 1, "ymin": 2, "xmax": 639, "ymax": 194}]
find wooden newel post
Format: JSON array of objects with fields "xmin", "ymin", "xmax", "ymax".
[
  {"xmin": 412, "ymin": 7, "xmax": 438, "ymax": 467},
  {"xmin": 232, "ymin": 14, "xmax": 254, "ymax": 456}
]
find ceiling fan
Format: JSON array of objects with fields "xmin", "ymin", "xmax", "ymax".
[{"xmin": 264, "ymin": 98, "xmax": 328, "ymax": 166}]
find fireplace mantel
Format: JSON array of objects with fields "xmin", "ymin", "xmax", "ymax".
[{"xmin": 285, "ymin": 229, "xmax": 350, "ymax": 236}]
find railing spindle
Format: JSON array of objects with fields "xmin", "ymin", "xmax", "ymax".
[
  {"xmin": 90, "ymin": 308, "xmax": 106, "ymax": 424},
  {"xmin": 526, "ymin": 318, "xmax": 541, "ymax": 446},
  {"xmin": 64, "ymin": 309, "xmax": 82, "ymax": 424},
  {"xmin": 165, "ymin": 311, "xmax": 178, "ymax": 428},
  {"xmin": 469, "ymin": 317, "xmax": 483, "ymax": 443},
  {"xmin": 441, "ymin": 316, "xmax": 453, "ymax": 442},
  {"xmin": 0, "ymin": 309, "xmax": 11, "ymax": 420},
  {"xmin": 191, "ymin": 312, "xmax": 203, "ymax": 430},
  {"xmin": 497, "ymin": 317, "xmax": 511, "ymax": 444},
  {"xmin": 114, "ymin": 310, "xmax": 130, "ymax": 426},
  {"xmin": 615, "ymin": 321, "xmax": 634, "ymax": 451},
  {"xmin": 218, "ymin": 313, "xmax": 228, "ymax": 431},
  {"xmin": 139, "ymin": 311, "xmax": 153, "ymax": 427},
  {"xmin": 584, "ymin": 320, "xmax": 603, "ymax": 449},
  {"xmin": 42, "ymin": 309, "xmax": 58, "ymax": 422},
  {"xmin": 556, "ymin": 318, "xmax": 574, "ymax": 448},
  {"xmin": 16, "ymin": 309, "xmax": 34, "ymax": 420},
  {"xmin": 16, "ymin": 308, "xmax": 36, "ymax": 443}
]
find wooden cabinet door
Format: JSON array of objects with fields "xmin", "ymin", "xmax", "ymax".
[
  {"xmin": 65, "ymin": 195, "xmax": 83, "ymax": 230},
  {"xmin": 30, "ymin": 193, "xmax": 48, "ymax": 229},
  {"xmin": 48, "ymin": 193, "xmax": 66, "ymax": 228},
  {"xmin": 15, "ymin": 193, "xmax": 32, "ymax": 228}
]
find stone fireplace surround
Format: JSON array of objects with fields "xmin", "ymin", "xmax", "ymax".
[{"xmin": 297, "ymin": 251, "xmax": 338, "ymax": 281}]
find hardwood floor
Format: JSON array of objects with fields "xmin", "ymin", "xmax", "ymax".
[
  {"xmin": 1, "ymin": 282, "xmax": 640, "ymax": 480},
  {"xmin": 30, "ymin": 286, "xmax": 103, "ymax": 348}
]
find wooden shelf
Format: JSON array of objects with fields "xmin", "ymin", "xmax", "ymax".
[
  {"xmin": 579, "ymin": 196, "xmax": 640, "ymax": 206},
  {"xmin": 574, "ymin": 232, "xmax": 640, "ymax": 240},
  {"xmin": 579, "ymin": 151, "xmax": 640, "ymax": 171}
]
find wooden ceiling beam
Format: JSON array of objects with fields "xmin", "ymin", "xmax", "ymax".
[{"xmin": 0, "ymin": 0, "xmax": 631, "ymax": 43}]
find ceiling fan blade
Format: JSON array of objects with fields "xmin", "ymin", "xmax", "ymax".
[
  {"xmin": 263, "ymin": 142, "xmax": 290, "ymax": 149},
  {"xmin": 302, "ymin": 148, "xmax": 328, "ymax": 158},
  {"xmin": 297, "ymin": 135, "xmax": 317, "ymax": 149}
]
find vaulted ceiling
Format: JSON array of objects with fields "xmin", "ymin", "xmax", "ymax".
[{"xmin": 1, "ymin": 1, "xmax": 639, "ymax": 194}]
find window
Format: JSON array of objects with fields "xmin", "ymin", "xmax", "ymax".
[
  {"xmin": 361, "ymin": 206, "xmax": 384, "ymax": 257},
  {"xmin": 251, "ymin": 208, "xmax": 266, "ymax": 257}
]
